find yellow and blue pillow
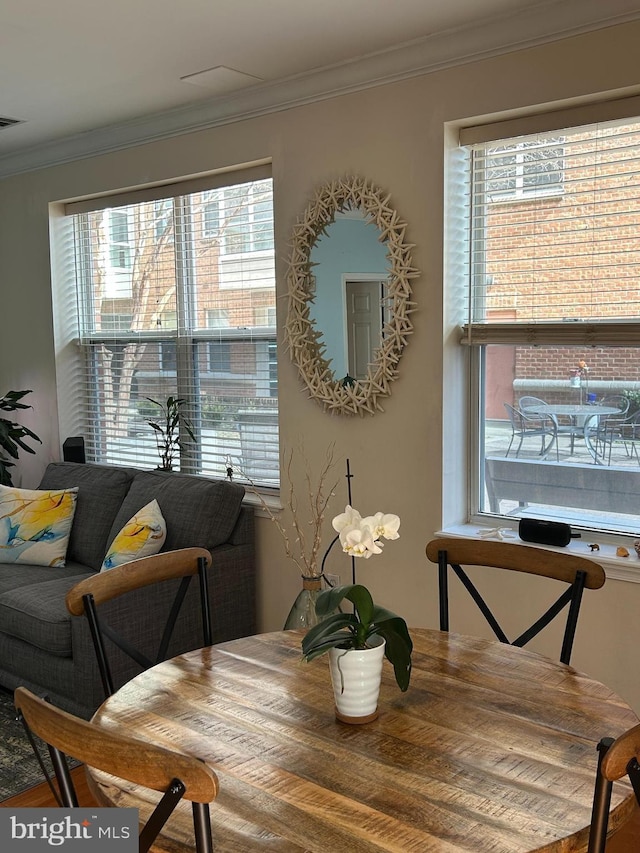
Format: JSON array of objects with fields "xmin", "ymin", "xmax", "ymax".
[
  {"xmin": 101, "ymin": 499, "xmax": 166, "ymax": 571},
  {"xmin": 0, "ymin": 485, "xmax": 78, "ymax": 567}
]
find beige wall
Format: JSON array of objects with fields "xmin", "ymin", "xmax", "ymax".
[{"xmin": 2, "ymin": 22, "xmax": 640, "ymax": 711}]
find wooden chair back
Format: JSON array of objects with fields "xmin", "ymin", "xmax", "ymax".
[
  {"xmin": 14, "ymin": 686, "xmax": 218, "ymax": 852},
  {"xmin": 425, "ymin": 537, "xmax": 605, "ymax": 665},
  {"xmin": 66, "ymin": 547, "xmax": 213, "ymax": 697},
  {"xmin": 588, "ymin": 723, "xmax": 640, "ymax": 852}
]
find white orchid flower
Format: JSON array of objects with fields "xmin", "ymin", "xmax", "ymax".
[
  {"xmin": 332, "ymin": 505, "xmax": 362, "ymax": 533},
  {"xmin": 338, "ymin": 524, "xmax": 383, "ymax": 558},
  {"xmin": 361, "ymin": 512, "xmax": 400, "ymax": 541}
]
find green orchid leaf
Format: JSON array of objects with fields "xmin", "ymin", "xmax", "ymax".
[
  {"xmin": 344, "ymin": 585, "xmax": 375, "ymax": 625},
  {"xmin": 369, "ymin": 619, "xmax": 413, "ymax": 691},
  {"xmin": 315, "ymin": 584, "xmax": 374, "ymax": 625},
  {"xmin": 302, "ymin": 631, "xmax": 358, "ymax": 661},
  {"xmin": 371, "ymin": 607, "xmax": 413, "ymax": 652},
  {"xmin": 314, "ymin": 584, "xmax": 353, "ymax": 616},
  {"xmin": 301, "ymin": 613, "xmax": 357, "ymax": 654}
]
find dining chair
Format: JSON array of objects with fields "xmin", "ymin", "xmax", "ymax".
[
  {"xmin": 14, "ymin": 686, "xmax": 218, "ymax": 853},
  {"xmin": 503, "ymin": 403, "xmax": 559, "ymax": 461},
  {"xmin": 425, "ymin": 537, "xmax": 605, "ymax": 665},
  {"xmin": 65, "ymin": 547, "xmax": 213, "ymax": 698},
  {"xmin": 588, "ymin": 722, "xmax": 640, "ymax": 852}
]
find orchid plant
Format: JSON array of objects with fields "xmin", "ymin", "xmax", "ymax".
[
  {"xmin": 332, "ymin": 504, "xmax": 400, "ymax": 558},
  {"xmin": 301, "ymin": 507, "xmax": 412, "ymax": 691}
]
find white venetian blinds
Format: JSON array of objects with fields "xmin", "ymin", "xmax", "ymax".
[
  {"xmin": 461, "ymin": 104, "xmax": 640, "ymax": 346},
  {"xmin": 59, "ymin": 165, "xmax": 279, "ymax": 484}
]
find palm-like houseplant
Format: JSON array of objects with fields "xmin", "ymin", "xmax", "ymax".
[
  {"xmin": 0, "ymin": 390, "xmax": 41, "ymax": 486},
  {"xmin": 146, "ymin": 396, "xmax": 195, "ymax": 471}
]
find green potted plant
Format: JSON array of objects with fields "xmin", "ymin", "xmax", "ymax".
[
  {"xmin": 145, "ymin": 396, "xmax": 195, "ymax": 471},
  {"xmin": 0, "ymin": 390, "xmax": 41, "ymax": 486},
  {"xmin": 301, "ymin": 505, "xmax": 412, "ymax": 723}
]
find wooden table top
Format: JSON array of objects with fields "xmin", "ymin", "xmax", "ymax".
[{"xmin": 87, "ymin": 629, "xmax": 639, "ymax": 853}]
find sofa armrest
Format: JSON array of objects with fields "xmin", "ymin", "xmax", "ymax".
[{"xmin": 228, "ymin": 504, "xmax": 254, "ymax": 546}]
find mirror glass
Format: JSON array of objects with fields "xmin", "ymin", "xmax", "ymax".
[{"xmin": 308, "ymin": 211, "xmax": 388, "ymax": 382}]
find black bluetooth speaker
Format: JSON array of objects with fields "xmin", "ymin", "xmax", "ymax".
[
  {"xmin": 62, "ymin": 436, "xmax": 86, "ymax": 464},
  {"xmin": 518, "ymin": 518, "xmax": 572, "ymax": 547}
]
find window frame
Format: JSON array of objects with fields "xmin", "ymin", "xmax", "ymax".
[
  {"xmin": 458, "ymin": 114, "xmax": 640, "ymax": 543},
  {"xmin": 60, "ymin": 169, "xmax": 278, "ymax": 486}
]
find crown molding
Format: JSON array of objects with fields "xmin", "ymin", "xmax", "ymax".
[{"xmin": 1, "ymin": 0, "xmax": 640, "ymax": 180}]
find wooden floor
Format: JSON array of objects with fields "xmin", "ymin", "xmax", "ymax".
[
  {"xmin": 0, "ymin": 765, "xmax": 96, "ymax": 808},
  {"xmin": 1, "ymin": 767, "xmax": 640, "ymax": 851}
]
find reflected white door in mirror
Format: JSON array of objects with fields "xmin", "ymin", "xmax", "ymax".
[{"xmin": 285, "ymin": 176, "xmax": 419, "ymax": 415}]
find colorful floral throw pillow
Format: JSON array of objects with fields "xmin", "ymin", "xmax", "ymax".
[
  {"xmin": 101, "ymin": 499, "xmax": 166, "ymax": 571},
  {"xmin": 0, "ymin": 485, "xmax": 78, "ymax": 567}
]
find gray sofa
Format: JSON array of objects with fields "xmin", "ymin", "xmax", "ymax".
[{"xmin": 0, "ymin": 462, "xmax": 255, "ymax": 718}]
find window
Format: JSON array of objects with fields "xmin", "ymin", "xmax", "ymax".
[
  {"xmin": 206, "ymin": 308, "xmax": 230, "ymax": 328},
  {"xmin": 154, "ymin": 199, "xmax": 174, "ymax": 242},
  {"xmin": 160, "ymin": 342, "xmax": 177, "ymax": 372},
  {"xmin": 461, "ymin": 117, "xmax": 640, "ymax": 538},
  {"xmin": 102, "ymin": 209, "xmax": 134, "ymax": 298},
  {"xmin": 486, "ymin": 138, "xmax": 564, "ymax": 200},
  {"xmin": 254, "ymin": 306, "xmax": 276, "ymax": 327},
  {"xmin": 107, "ymin": 209, "xmax": 132, "ymax": 269},
  {"xmin": 208, "ymin": 341, "xmax": 231, "ymax": 373},
  {"xmin": 59, "ymin": 169, "xmax": 278, "ymax": 486},
  {"xmin": 202, "ymin": 180, "xmax": 274, "ymax": 253}
]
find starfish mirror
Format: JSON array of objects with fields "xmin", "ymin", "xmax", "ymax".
[{"xmin": 285, "ymin": 176, "xmax": 418, "ymax": 415}]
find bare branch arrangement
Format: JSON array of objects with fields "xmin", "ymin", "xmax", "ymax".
[
  {"xmin": 285, "ymin": 176, "xmax": 419, "ymax": 416},
  {"xmin": 243, "ymin": 444, "xmax": 340, "ymax": 578}
]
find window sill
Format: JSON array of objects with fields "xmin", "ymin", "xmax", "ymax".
[
  {"xmin": 438, "ymin": 523, "xmax": 640, "ymax": 584},
  {"xmin": 243, "ymin": 489, "xmax": 282, "ymax": 519}
]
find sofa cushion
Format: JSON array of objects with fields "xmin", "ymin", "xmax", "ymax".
[
  {"xmin": 101, "ymin": 499, "xmax": 166, "ymax": 570},
  {"xmin": 0, "ymin": 485, "xmax": 78, "ymax": 567},
  {"xmin": 0, "ymin": 561, "xmax": 90, "ymax": 596},
  {"xmin": 38, "ymin": 462, "xmax": 136, "ymax": 570},
  {"xmin": 0, "ymin": 572, "xmax": 93, "ymax": 656},
  {"xmin": 106, "ymin": 470, "xmax": 245, "ymax": 554}
]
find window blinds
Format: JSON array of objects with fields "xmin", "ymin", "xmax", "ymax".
[
  {"xmin": 61, "ymin": 170, "xmax": 279, "ymax": 485},
  {"xmin": 462, "ymin": 115, "xmax": 640, "ymax": 346}
]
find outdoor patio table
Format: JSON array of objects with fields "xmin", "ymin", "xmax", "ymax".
[
  {"xmin": 524, "ymin": 403, "xmax": 621, "ymax": 462},
  {"xmin": 85, "ymin": 629, "xmax": 639, "ymax": 852}
]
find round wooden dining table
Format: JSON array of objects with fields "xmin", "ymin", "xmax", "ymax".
[{"xmin": 86, "ymin": 629, "xmax": 639, "ymax": 852}]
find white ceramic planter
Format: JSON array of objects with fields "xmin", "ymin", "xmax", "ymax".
[{"xmin": 328, "ymin": 636, "xmax": 386, "ymax": 724}]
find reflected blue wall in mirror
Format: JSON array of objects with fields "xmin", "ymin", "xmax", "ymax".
[{"xmin": 309, "ymin": 212, "xmax": 388, "ymax": 380}]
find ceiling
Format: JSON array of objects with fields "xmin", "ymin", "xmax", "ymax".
[{"xmin": 1, "ymin": 0, "xmax": 640, "ymax": 177}]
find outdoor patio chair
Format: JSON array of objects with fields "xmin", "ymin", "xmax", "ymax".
[
  {"xmin": 518, "ymin": 395, "xmax": 586, "ymax": 454},
  {"xmin": 518, "ymin": 395, "xmax": 548, "ymax": 413},
  {"xmin": 588, "ymin": 722, "xmax": 640, "ymax": 852},
  {"xmin": 504, "ymin": 402, "xmax": 559, "ymax": 461},
  {"xmin": 596, "ymin": 409, "xmax": 640, "ymax": 466},
  {"xmin": 14, "ymin": 686, "xmax": 218, "ymax": 853},
  {"xmin": 591, "ymin": 397, "xmax": 631, "ymax": 462},
  {"xmin": 425, "ymin": 537, "xmax": 605, "ymax": 665}
]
